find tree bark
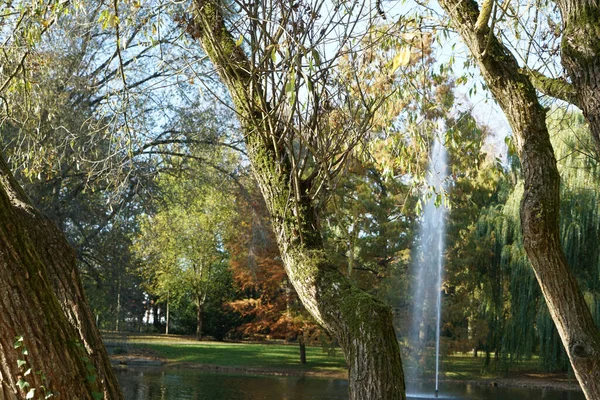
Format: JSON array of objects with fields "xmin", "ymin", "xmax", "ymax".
[
  {"xmin": 298, "ymin": 331, "xmax": 307, "ymax": 365},
  {"xmin": 190, "ymin": 2, "xmax": 406, "ymax": 399},
  {"xmin": 116, "ymin": 281, "xmax": 121, "ymax": 332},
  {"xmin": 437, "ymin": 1, "xmax": 600, "ymax": 398},
  {"xmin": 0, "ymin": 156, "xmax": 123, "ymax": 399},
  {"xmin": 196, "ymin": 297, "xmax": 204, "ymax": 341},
  {"xmin": 556, "ymin": 0, "xmax": 600, "ymax": 156},
  {"xmin": 166, "ymin": 292, "xmax": 170, "ymax": 335},
  {"xmin": 152, "ymin": 297, "xmax": 161, "ymax": 331}
]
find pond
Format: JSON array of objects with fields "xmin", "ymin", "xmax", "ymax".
[{"xmin": 116, "ymin": 368, "xmax": 586, "ymax": 400}]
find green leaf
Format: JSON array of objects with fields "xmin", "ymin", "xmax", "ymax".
[
  {"xmin": 271, "ymin": 47, "xmax": 277, "ymax": 64},
  {"xmin": 14, "ymin": 336, "xmax": 24, "ymax": 349},
  {"xmin": 92, "ymin": 391, "xmax": 103, "ymax": 400},
  {"xmin": 306, "ymin": 78, "xmax": 313, "ymax": 92},
  {"xmin": 235, "ymin": 34, "xmax": 243, "ymax": 47},
  {"xmin": 24, "ymin": 368, "xmax": 32, "ymax": 376},
  {"xmin": 311, "ymin": 49, "xmax": 321, "ymax": 67},
  {"xmin": 285, "ymin": 76, "xmax": 295, "ymax": 94},
  {"xmin": 26, "ymin": 388, "xmax": 35, "ymax": 399},
  {"xmin": 415, "ymin": 199, "xmax": 423, "ymax": 215},
  {"xmin": 17, "ymin": 379, "xmax": 30, "ymax": 390},
  {"xmin": 17, "ymin": 359, "xmax": 27, "ymax": 368},
  {"xmin": 86, "ymin": 374, "xmax": 97, "ymax": 383}
]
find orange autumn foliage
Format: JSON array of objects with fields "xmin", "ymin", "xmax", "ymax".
[{"xmin": 226, "ymin": 186, "xmax": 318, "ymax": 340}]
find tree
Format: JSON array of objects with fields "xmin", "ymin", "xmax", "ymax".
[
  {"xmin": 0, "ymin": 2, "xmax": 123, "ymax": 398},
  {"xmin": 436, "ymin": 0, "xmax": 600, "ymax": 397},
  {"xmin": 0, "ymin": 0, "xmax": 246, "ymax": 337},
  {"xmin": 187, "ymin": 1, "xmax": 405, "ymax": 398},
  {"xmin": 553, "ymin": 1, "xmax": 600, "ymax": 155},
  {"xmin": 226, "ymin": 179, "xmax": 320, "ymax": 348},
  {"xmin": 448, "ymin": 110, "xmax": 600, "ymax": 370},
  {"xmin": 135, "ymin": 168, "xmax": 234, "ymax": 340},
  {"xmin": 0, "ymin": 157, "xmax": 123, "ymax": 399},
  {"xmin": 442, "ymin": 112, "xmax": 503, "ymax": 359}
]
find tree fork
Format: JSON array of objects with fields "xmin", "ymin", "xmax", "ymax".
[
  {"xmin": 437, "ymin": 0, "xmax": 600, "ymax": 398},
  {"xmin": 556, "ymin": 0, "xmax": 600, "ymax": 157},
  {"xmin": 190, "ymin": 1, "xmax": 406, "ymax": 398}
]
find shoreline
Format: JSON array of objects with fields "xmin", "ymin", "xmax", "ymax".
[{"xmin": 110, "ymin": 354, "xmax": 583, "ymax": 393}]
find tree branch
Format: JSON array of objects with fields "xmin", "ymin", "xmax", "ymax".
[
  {"xmin": 523, "ymin": 68, "xmax": 579, "ymax": 106},
  {"xmin": 475, "ymin": 0, "xmax": 494, "ymax": 32}
]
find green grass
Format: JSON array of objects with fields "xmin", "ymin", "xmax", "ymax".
[
  {"xmin": 107, "ymin": 334, "xmax": 347, "ymax": 374},
  {"xmin": 104, "ymin": 334, "xmax": 557, "ymax": 381},
  {"xmin": 404, "ymin": 351, "xmax": 546, "ymax": 381}
]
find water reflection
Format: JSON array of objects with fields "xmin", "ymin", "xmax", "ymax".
[
  {"xmin": 117, "ymin": 368, "xmax": 585, "ymax": 400},
  {"xmin": 407, "ymin": 382, "xmax": 585, "ymax": 400}
]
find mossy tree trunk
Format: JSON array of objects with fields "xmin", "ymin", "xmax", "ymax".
[
  {"xmin": 0, "ymin": 156, "xmax": 123, "ymax": 399},
  {"xmin": 437, "ymin": 1, "xmax": 600, "ymax": 398},
  {"xmin": 189, "ymin": 1, "xmax": 405, "ymax": 399},
  {"xmin": 557, "ymin": 0, "xmax": 600, "ymax": 155}
]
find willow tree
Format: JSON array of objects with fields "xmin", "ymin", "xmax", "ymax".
[
  {"xmin": 436, "ymin": 0, "xmax": 600, "ymax": 397},
  {"xmin": 553, "ymin": 1, "xmax": 600, "ymax": 155},
  {"xmin": 186, "ymin": 0, "xmax": 405, "ymax": 398},
  {"xmin": 448, "ymin": 111, "xmax": 600, "ymax": 369}
]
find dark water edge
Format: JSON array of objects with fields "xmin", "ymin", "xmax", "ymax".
[{"xmin": 116, "ymin": 367, "xmax": 586, "ymax": 400}]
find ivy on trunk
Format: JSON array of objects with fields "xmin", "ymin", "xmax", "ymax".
[{"xmin": 0, "ymin": 156, "xmax": 123, "ymax": 399}]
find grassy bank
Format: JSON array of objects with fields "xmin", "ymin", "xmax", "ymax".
[
  {"xmin": 103, "ymin": 333, "xmax": 578, "ymax": 388},
  {"xmin": 104, "ymin": 333, "xmax": 347, "ymax": 376}
]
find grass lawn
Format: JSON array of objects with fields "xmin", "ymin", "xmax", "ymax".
[
  {"xmin": 104, "ymin": 333, "xmax": 565, "ymax": 383},
  {"xmin": 104, "ymin": 333, "xmax": 348, "ymax": 375},
  {"xmin": 439, "ymin": 353, "xmax": 541, "ymax": 380}
]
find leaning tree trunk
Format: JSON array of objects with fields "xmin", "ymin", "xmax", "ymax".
[
  {"xmin": 190, "ymin": 2, "xmax": 405, "ymax": 399},
  {"xmin": 437, "ymin": 1, "xmax": 600, "ymax": 398},
  {"xmin": 0, "ymin": 156, "xmax": 123, "ymax": 399},
  {"xmin": 557, "ymin": 0, "xmax": 600, "ymax": 156}
]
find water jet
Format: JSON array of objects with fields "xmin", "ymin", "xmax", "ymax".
[{"xmin": 407, "ymin": 132, "xmax": 448, "ymax": 398}]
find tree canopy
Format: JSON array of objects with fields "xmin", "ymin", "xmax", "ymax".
[{"xmin": 1, "ymin": 0, "xmax": 600, "ymax": 399}]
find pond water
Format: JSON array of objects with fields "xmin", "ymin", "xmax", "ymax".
[{"xmin": 117, "ymin": 368, "xmax": 585, "ymax": 400}]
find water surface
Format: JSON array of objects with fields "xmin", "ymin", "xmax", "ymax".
[{"xmin": 117, "ymin": 368, "xmax": 585, "ymax": 400}]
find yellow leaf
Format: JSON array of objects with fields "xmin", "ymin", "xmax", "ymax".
[
  {"xmin": 392, "ymin": 47, "xmax": 411, "ymax": 70},
  {"xmin": 108, "ymin": 14, "xmax": 119, "ymax": 28},
  {"xmin": 235, "ymin": 34, "xmax": 244, "ymax": 47}
]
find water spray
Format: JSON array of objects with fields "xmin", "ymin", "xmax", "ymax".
[{"xmin": 407, "ymin": 128, "xmax": 448, "ymax": 399}]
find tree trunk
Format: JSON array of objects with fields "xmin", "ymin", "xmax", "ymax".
[
  {"xmin": 557, "ymin": 0, "xmax": 600, "ymax": 156},
  {"xmin": 116, "ymin": 281, "xmax": 121, "ymax": 332},
  {"xmin": 190, "ymin": 2, "xmax": 406, "ymax": 399},
  {"xmin": 0, "ymin": 156, "xmax": 123, "ymax": 398},
  {"xmin": 437, "ymin": 1, "xmax": 600, "ymax": 398},
  {"xmin": 166, "ymin": 292, "xmax": 170, "ymax": 335},
  {"xmin": 260, "ymin": 178, "xmax": 404, "ymax": 400},
  {"xmin": 153, "ymin": 298, "xmax": 161, "ymax": 331},
  {"xmin": 299, "ymin": 331, "xmax": 307, "ymax": 365},
  {"xmin": 196, "ymin": 298, "xmax": 203, "ymax": 341}
]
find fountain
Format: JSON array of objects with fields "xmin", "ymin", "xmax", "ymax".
[{"xmin": 407, "ymin": 133, "xmax": 448, "ymax": 398}]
